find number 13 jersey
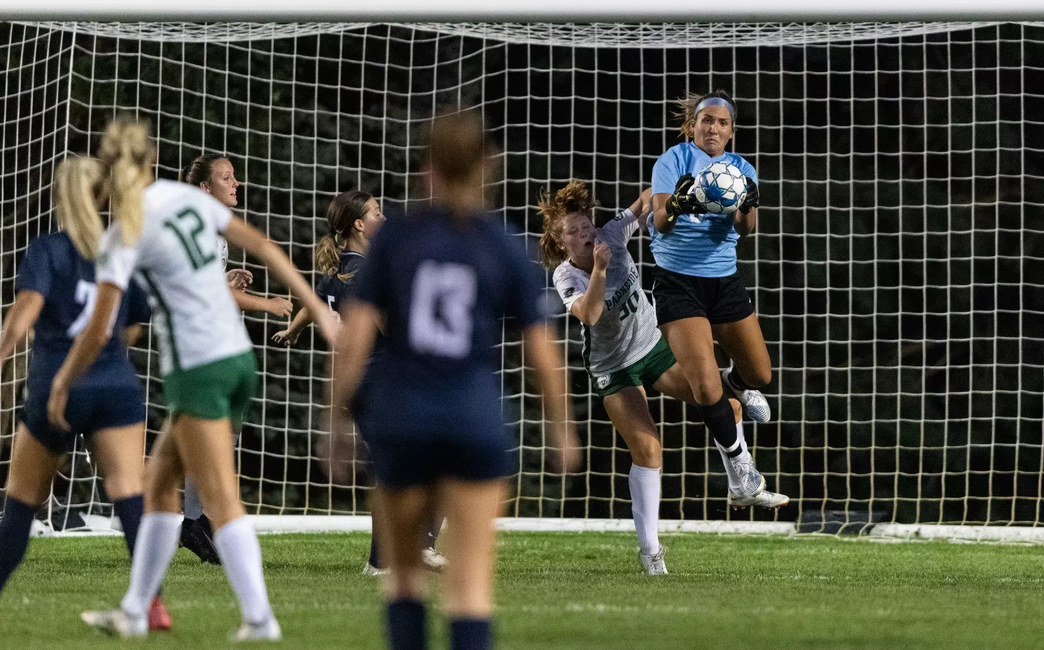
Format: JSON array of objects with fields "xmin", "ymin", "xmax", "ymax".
[
  {"xmin": 552, "ymin": 209, "xmax": 661, "ymax": 376},
  {"xmin": 96, "ymin": 179, "xmax": 252, "ymax": 376}
]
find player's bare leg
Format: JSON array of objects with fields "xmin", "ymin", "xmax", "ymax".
[
  {"xmin": 83, "ymin": 427, "xmax": 183, "ymax": 638},
  {"xmin": 174, "ymin": 415, "xmax": 279, "ymax": 641},
  {"xmin": 602, "ymin": 387, "xmax": 667, "ymax": 575},
  {"xmin": 0, "ymin": 427, "xmax": 63, "ymax": 594},
  {"xmin": 440, "ymin": 478, "xmax": 504, "ymax": 650},
  {"xmin": 713, "ymin": 315, "xmax": 773, "ymax": 423},
  {"xmin": 376, "ymin": 484, "xmax": 432, "ymax": 649}
]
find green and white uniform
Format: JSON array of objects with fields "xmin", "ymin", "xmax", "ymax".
[
  {"xmin": 552, "ymin": 209, "xmax": 674, "ymax": 397},
  {"xmin": 96, "ymin": 179, "xmax": 255, "ymax": 422}
]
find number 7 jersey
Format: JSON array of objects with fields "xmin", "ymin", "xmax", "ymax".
[
  {"xmin": 552, "ymin": 209, "xmax": 661, "ymax": 376},
  {"xmin": 95, "ymin": 179, "xmax": 252, "ymax": 376}
]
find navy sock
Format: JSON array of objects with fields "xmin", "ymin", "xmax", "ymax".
[
  {"xmin": 112, "ymin": 495, "xmax": 144, "ymax": 559},
  {"xmin": 450, "ymin": 618, "xmax": 492, "ymax": 650},
  {"xmin": 726, "ymin": 369, "xmax": 755, "ymax": 392},
  {"xmin": 0, "ymin": 497, "xmax": 37, "ymax": 594},
  {"xmin": 368, "ymin": 503, "xmax": 382, "ymax": 568},
  {"xmin": 698, "ymin": 396, "xmax": 738, "ymax": 451},
  {"xmin": 387, "ymin": 599, "xmax": 427, "ymax": 650}
]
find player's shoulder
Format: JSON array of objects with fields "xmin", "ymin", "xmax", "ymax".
[
  {"xmin": 338, "ymin": 251, "xmax": 365, "ymax": 278},
  {"xmin": 145, "ymin": 179, "xmax": 225, "ymax": 213},
  {"xmin": 552, "ymin": 259, "xmax": 584, "ymax": 284},
  {"xmin": 724, "ymin": 152, "xmax": 757, "ymax": 177},
  {"xmin": 27, "ymin": 231, "xmax": 73, "ymax": 258}
]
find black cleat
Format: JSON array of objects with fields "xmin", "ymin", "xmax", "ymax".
[{"xmin": 180, "ymin": 516, "xmax": 221, "ymax": 565}]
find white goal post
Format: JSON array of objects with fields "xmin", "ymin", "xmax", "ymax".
[{"xmin": 1, "ymin": 18, "xmax": 1041, "ymax": 539}]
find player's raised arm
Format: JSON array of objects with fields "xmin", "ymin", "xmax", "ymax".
[{"xmin": 221, "ymin": 217, "xmax": 338, "ymax": 344}]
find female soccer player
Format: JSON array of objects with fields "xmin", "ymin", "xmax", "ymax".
[
  {"xmin": 177, "ymin": 153, "xmax": 293, "ymax": 563},
  {"xmin": 181, "ymin": 153, "xmax": 293, "ymax": 318},
  {"xmin": 540, "ymin": 180, "xmax": 785, "ymax": 574},
  {"xmin": 272, "ymin": 191, "xmax": 444, "ymax": 576},
  {"xmin": 49, "ymin": 118, "xmax": 338, "ymax": 640},
  {"xmin": 329, "ymin": 111, "xmax": 579, "ymax": 650},
  {"xmin": 649, "ymin": 89, "xmax": 784, "ymax": 509},
  {"xmin": 0, "ymin": 157, "xmax": 170, "ymax": 628}
]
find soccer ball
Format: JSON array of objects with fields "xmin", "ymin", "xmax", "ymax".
[{"xmin": 691, "ymin": 162, "xmax": 748, "ymax": 215}]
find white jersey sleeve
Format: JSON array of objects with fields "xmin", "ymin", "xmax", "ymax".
[
  {"xmin": 553, "ymin": 262, "xmax": 590, "ymax": 313},
  {"xmin": 597, "ymin": 209, "xmax": 639, "ymax": 247},
  {"xmin": 95, "ymin": 224, "xmax": 140, "ymax": 291}
]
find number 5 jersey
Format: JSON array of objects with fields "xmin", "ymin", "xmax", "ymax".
[
  {"xmin": 552, "ymin": 209, "xmax": 661, "ymax": 377},
  {"xmin": 96, "ymin": 179, "xmax": 251, "ymax": 376}
]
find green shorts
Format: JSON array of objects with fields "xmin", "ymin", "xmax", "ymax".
[
  {"xmin": 589, "ymin": 338, "xmax": 677, "ymax": 398},
  {"xmin": 163, "ymin": 351, "xmax": 257, "ymax": 424}
]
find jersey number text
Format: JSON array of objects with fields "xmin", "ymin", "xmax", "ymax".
[
  {"xmin": 67, "ymin": 280, "xmax": 98, "ymax": 337},
  {"xmin": 164, "ymin": 207, "xmax": 216, "ymax": 270},
  {"xmin": 408, "ymin": 261, "xmax": 477, "ymax": 359}
]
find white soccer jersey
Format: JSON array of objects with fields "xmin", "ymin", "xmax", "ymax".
[
  {"xmin": 552, "ymin": 209, "xmax": 661, "ymax": 378},
  {"xmin": 96, "ymin": 179, "xmax": 252, "ymax": 376}
]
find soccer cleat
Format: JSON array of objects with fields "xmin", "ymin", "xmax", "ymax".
[
  {"xmin": 81, "ymin": 608, "xmax": 147, "ymax": 638},
  {"xmin": 721, "ymin": 367, "xmax": 771, "ymax": 423},
  {"xmin": 362, "ymin": 562, "xmax": 389, "ymax": 577},
  {"xmin": 421, "ymin": 547, "xmax": 447, "ymax": 573},
  {"xmin": 148, "ymin": 596, "xmax": 172, "ymax": 632},
  {"xmin": 729, "ymin": 488, "xmax": 790, "ymax": 510},
  {"xmin": 726, "ymin": 456, "xmax": 789, "ymax": 509},
  {"xmin": 181, "ymin": 517, "xmax": 222, "ymax": 565},
  {"xmin": 232, "ymin": 617, "xmax": 282, "ymax": 642},
  {"xmin": 639, "ymin": 545, "xmax": 668, "ymax": 576}
]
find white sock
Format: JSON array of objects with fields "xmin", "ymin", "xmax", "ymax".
[
  {"xmin": 213, "ymin": 516, "xmax": 273, "ymax": 624},
  {"xmin": 716, "ymin": 422, "xmax": 751, "ymax": 492},
  {"xmin": 120, "ymin": 512, "xmax": 182, "ymax": 618},
  {"xmin": 628, "ymin": 464, "xmax": 661, "ymax": 556},
  {"xmin": 183, "ymin": 478, "xmax": 204, "ymax": 520}
]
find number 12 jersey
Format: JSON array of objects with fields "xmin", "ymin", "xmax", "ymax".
[{"xmin": 96, "ymin": 179, "xmax": 251, "ymax": 376}]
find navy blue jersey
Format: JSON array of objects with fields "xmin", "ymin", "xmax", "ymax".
[
  {"xmin": 354, "ymin": 207, "xmax": 545, "ymax": 387},
  {"xmin": 314, "ymin": 250, "xmax": 365, "ymax": 316},
  {"xmin": 15, "ymin": 232, "xmax": 151, "ymax": 388}
]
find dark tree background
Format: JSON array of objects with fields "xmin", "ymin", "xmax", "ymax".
[{"xmin": 1, "ymin": 22, "xmax": 1041, "ymax": 528}]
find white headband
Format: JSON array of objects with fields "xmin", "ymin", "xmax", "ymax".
[{"xmin": 694, "ymin": 97, "xmax": 735, "ymax": 119}]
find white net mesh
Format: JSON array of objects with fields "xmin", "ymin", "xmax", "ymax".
[{"xmin": 1, "ymin": 21, "xmax": 1042, "ymax": 532}]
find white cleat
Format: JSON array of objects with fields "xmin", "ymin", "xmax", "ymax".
[
  {"xmin": 233, "ymin": 617, "xmax": 282, "ymax": 642},
  {"xmin": 639, "ymin": 545, "xmax": 668, "ymax": 576},
  {"xmin": 722, "ymin": 367, "xmax": 771, "ymax": 423},
  {"xmin": 81, "ymin": 608, "xmax": 147, "ymax": 638},
  {"xmin": 362, "ymin": 562, "xmax": 389, "ymax": 577},
  {"xmin": 421, "ymin": 547, "xmax": 447, "ymax": 573},
  {"xmin": 727, "ymin": 456, "xmax": 789, "ymax": 509},
  {"xmin": 730, "ymin": 488, "xmax": 790, "ymax": 510}
]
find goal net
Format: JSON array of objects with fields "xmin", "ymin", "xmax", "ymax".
[{"xmin": 1, "ymin": 21, "xmax": 1041, "ymax": 534}]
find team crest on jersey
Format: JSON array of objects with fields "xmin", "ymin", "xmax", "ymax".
[{"xmin": 595, "ymin": 375, "xmax": 610, "ymax": 389}]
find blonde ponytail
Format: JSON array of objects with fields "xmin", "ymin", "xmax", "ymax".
[
  {"xmin": 97, "ymin": 118, "xmax": 156, "ymax": 247},
  {"xmin": 54, "ymin": 157, "xmax": 107, "ymax": 260},
  {"xmin": 314, "ymin": 233, "xmax": 341, "ymax": 276}
]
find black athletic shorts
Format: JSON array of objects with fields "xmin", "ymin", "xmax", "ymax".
[{"xmin": 651, "ymin": 267, "xmax": 755, "ymax": 326}]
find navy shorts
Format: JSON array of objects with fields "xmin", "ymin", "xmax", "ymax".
[
  {"xmin": 22, "ymin": 381, "xmax": 146, "ymax": 455},
  {"xmin": 357, "ymin": 385, "xmax": 514, "ymax": 490},
  {"xmin": 652, "ymin": 267, "xmax": 755, "ymax": 326}
]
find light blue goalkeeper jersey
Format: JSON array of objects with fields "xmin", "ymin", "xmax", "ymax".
[{"xmin": 650, "ymin": 142, "xmax": 758, "ymax": 278}]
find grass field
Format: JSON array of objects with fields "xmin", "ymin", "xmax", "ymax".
[{"xmin": 2, "ymin": 532, "xmax": 1044, "ymax": 649}]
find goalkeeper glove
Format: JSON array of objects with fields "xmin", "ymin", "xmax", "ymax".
[
  {"xmin": 739, "ymin": 176, "xmax": 760, "ymax": 215},
  {"xmin": 664, "ymin": 173, "xmax": 706, "ymax": 225}
]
